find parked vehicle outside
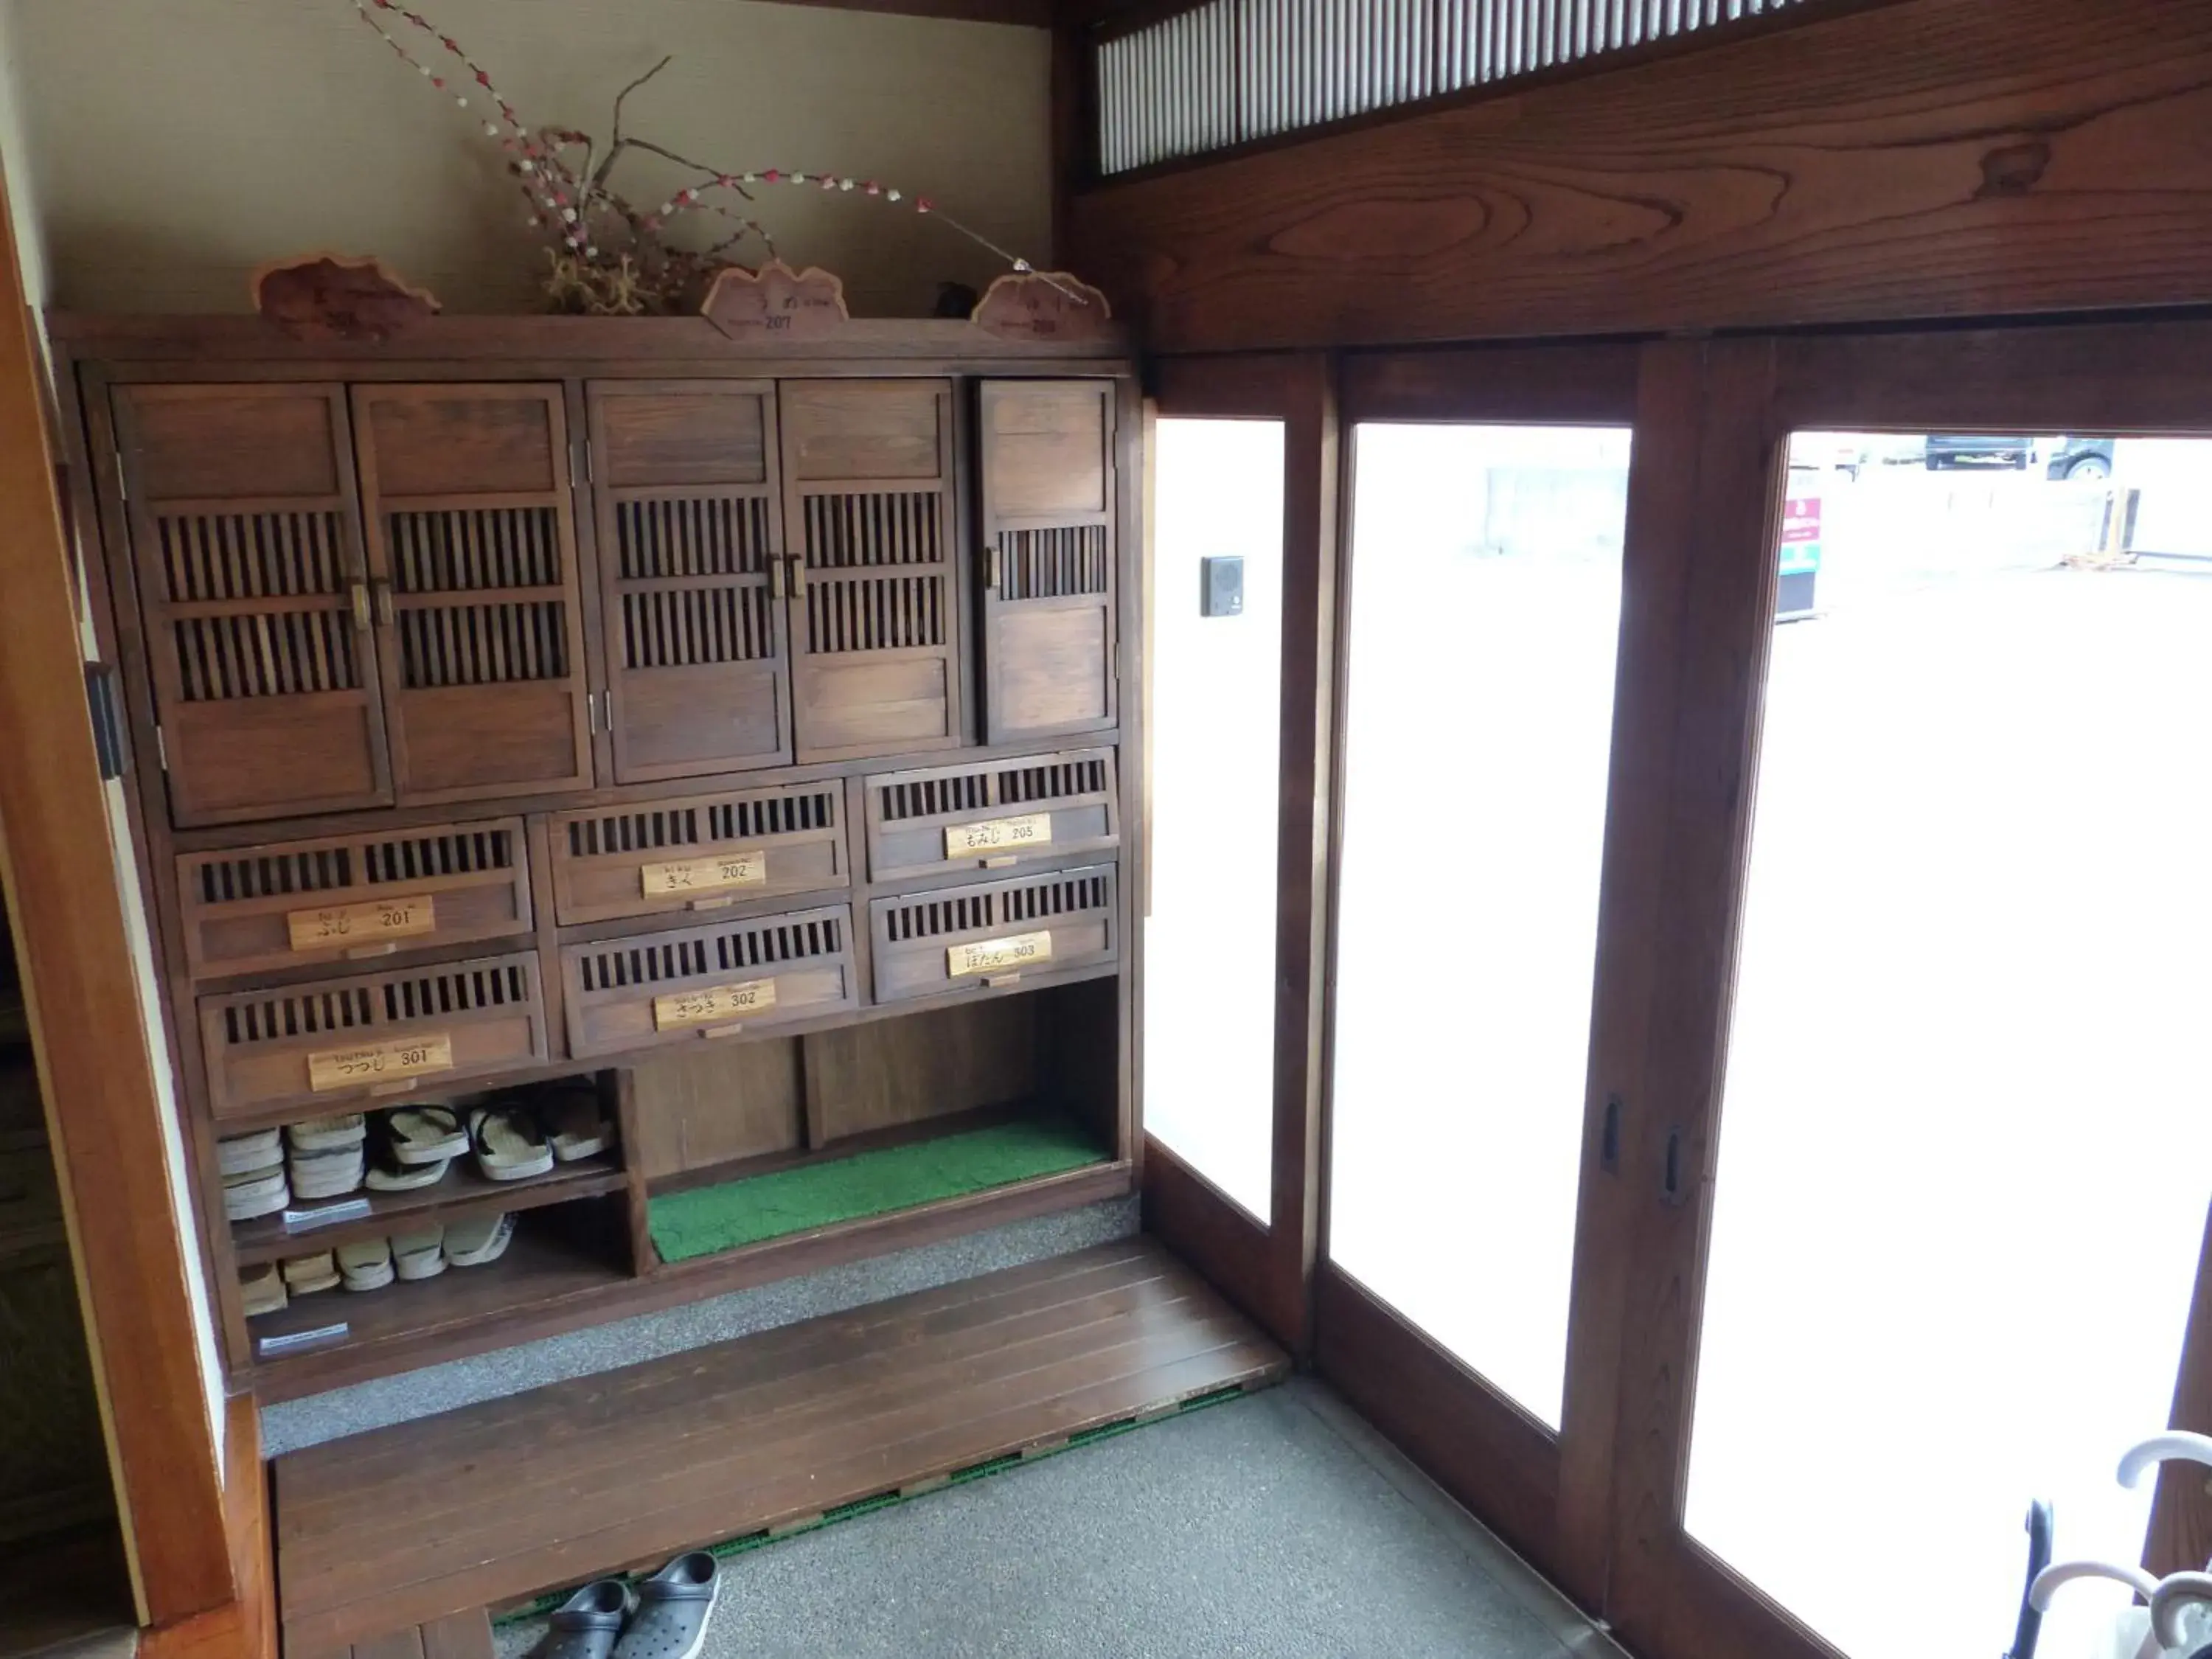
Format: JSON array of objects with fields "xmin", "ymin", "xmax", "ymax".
[
  {"xmin": 1924, "ymin": 434, "xmax": 2031, "ymax": 470},
  {"xmin": 2045, "ymin": 437, "xmax": 2115, "ymax": 481}
]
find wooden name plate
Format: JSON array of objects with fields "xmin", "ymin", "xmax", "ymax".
[
  {"xmin": 699, "ymin": 260, "xmax": 849, "ymax": 341},
  {"xmin": 306, "ymin": 1034, "xmax": 454, "ymax": 1093},
  {"xmin": 641, "ymin": 850, "xmax": 768, "ymax": 897},
  {"xmin": 946, "ymin": 813, "xmax": 1051, "ymax": 857},
  {"xmin": 948, "ymin": 931, "xmax": 1053, "ymax": 978},
  {"xmin": 654, "ymin": 978, "xmax": 778, "ymax": 1030},
  {"xmin": 287, "ymin": 894, "xmax": 436, "ymax": 953},
  {"xmin": 971, "ymin": 272, "xmax": 1113, "ymax": 343}
]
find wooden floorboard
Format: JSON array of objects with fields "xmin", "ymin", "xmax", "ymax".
[{"xmin": 274, "ymin": 1238, "xmax": 1285, "ymax": 1653}]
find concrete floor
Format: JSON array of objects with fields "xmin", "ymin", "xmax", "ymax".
[{"xmin": 499, "ymin": 1378, "xmax": 1619, "ymax": 1659}]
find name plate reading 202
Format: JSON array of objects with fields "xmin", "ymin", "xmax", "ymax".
[
  {"xmin": 641, "ymin": 850, "xmax": 768, "ymax": 897},
  {"xmin": 287, "ymin": 894, "xmax": 436, "ymax": 952},
  {"xmin": 653, "ymin": 978, "xmax": 779, "ymax": 1030},
  {"xmin": 947, "ymin": 931, "xmax": 1054, "ymax": 978},
  {"xmin": 945, "ymin": 813, "xmax": 1052, "ymax": 858},
  {"xmin": 306, "ymin": 1034, "xmax": 454, "ymax": 1093}
]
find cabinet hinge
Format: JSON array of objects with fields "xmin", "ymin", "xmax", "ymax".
[
  {"xmin": 153, "ymin": 725, "xmax": 169, "ymax": 771},
  {"xmin": 587, "ymin": 691, "xmax": 607, "ymax": 734},
  {"xmin": 113, "ymin": 445, "xmax": 127, "ymax": 502}
]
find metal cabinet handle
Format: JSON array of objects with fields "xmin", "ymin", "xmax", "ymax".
[
  {"xmin": 350, "ymin": 582, "xmax": 372, "ymax": 630},
  {"xmin": 788, "ymin": 553, "xmax": 808, "ymax": 597},
  {"xmin": 372, "ymin": 578, "xmax": 395, "ymax": 627}
]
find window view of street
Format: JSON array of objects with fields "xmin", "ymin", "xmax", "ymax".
[
  {"xmin": 1686, "ymin": 434, "xmax": 2212, "ymax": 1659},
  {"xmin": 1329, "ymin": 423, "xmax": 1630, "ymax": 1429}
]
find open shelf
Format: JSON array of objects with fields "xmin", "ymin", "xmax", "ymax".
[
  {"xmin": 246, "ymin": 1206, "xmax": 628, "ymax": 1377},
  {"xmin": 229, "ymin": 1155, "xmax": 626, "ymax": 1267}
]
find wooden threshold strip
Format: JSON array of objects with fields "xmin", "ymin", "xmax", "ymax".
[{"xmin": 273, "ymin": 1237, "xmax": 1286, "ymax": 1652}]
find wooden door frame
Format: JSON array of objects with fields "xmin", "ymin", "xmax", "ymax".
[
  {"xmin": 1603, "ymin": 316, "xmax": 2212, "ymax": 1659},
  {"xmin": 1138, "ymin": 353, "xmax": 1338, "ymax": 1357},
  {"xmin": 0, "ymin": 167, "xmax": 240, "ymax": 1626}
]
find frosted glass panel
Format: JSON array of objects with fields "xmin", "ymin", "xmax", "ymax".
[
  {"xmin": 1142, "ymin": 418, "xmax": 1286, "ymax": 1222},
  {"xmin": 1686, "ymin": 433, "xmax": 2212, "ymax": 1659},
  {"xmin": 1328, "ymin": 422, "xmax": 1630, "ymax": 1428}
]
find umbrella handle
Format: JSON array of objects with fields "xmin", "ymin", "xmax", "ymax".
[
  {"xmin": 2032, "ymin": 1560, "xmax": 2162, "ymax": 1612},
  {"xmin": 2119, "ymin": 1434, "xmax": 2212, "ymax": 1491}
]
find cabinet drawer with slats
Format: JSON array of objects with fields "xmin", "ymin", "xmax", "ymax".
[
  {"xmin": 175, "ymin": 818, "xmax": 532, "ymax": 981},
  {"xmin": 559, "ymin": 902, "xmax": 858, "ymax": 1056},
  {"xmin": 863, "ymin": 748, "xmax": 1118, "ymax": 883},
  {"xmin": 549, "ymin": 782, "xmax": 846, "ymax": 926},
  {"xmin": 869, "ymin": 863, "xmax": 1117, "ymax": 1004},
  {"xmin": 198, "ymin": 952, "xmax": 549, "ymax": 1121}
]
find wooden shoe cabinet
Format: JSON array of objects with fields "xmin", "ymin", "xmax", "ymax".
[{"xmin": 54, "ymin": 316, "xmax": 1141, "ymax": 1400}]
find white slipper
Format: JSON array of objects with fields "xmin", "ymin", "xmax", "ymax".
[
  {"xmin": 281, "ymin": 1251, "xmax": 341, "ymax": 1295},
  {"xmin": 338, "ymin": 1237, "xmax": 395, "ymax": 1292},
  {"xmin": 288, "ymin": 1113, "xmax": 366, "ymax": 1152},
  {"xmin": 218, "ymin": 1128, "xmax": 283, "ymax": 1177},
  {"xmin": 543, "ymin": 1090, "xmax": 615, "ymax": 1163},
  {"xmin": 240, "ymin": 1263, "xmax": 287, "ymax": 1318},
  {"xmin": 445, "ymin": 1211, "xmax": 514, "ymax": 1267},
  {"xmin": 365, "ymin": 1152, "xmax": 451, "ymax": 1192},
  {"xmin": 383, "ymin": 1106, "xmax": 467, "ymax": 1165},
  {"xmin": 469, "ymin": 1107, "xmax": 553, "ymax": 1183},
  {"xmin": 392, "ymin": 1223, "xmax": 446, "ymax": 1281},
  {"xmin": 342, "ymin": 1259, "xmax": 395, "ymax": 1293},
  {"xmin": 288, "ymin": 1147, "xmax": 366, "ymax": 1200},
  {"xmin": 223, "ymin": 1169, "xmax": 291, "ymax": 1220}
]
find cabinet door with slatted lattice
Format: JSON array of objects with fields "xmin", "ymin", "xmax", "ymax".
[
  {"xmin": 779, "ymin": 380, "xmax": 964, "ymax": 762},
  {"xmin": 352, "ymin": 384, "xmax": 594, "ymax": 803},
  {"xmin": 588, "ymin": 380, "xmax": 791, "ymax": 782},
  {"xmin": 976, "ymin": 380, "xmax": 1118, "ymax": 742},
  {"xmin": 111, "ymin": 384, "xmax": 392, "ymax": 826}
]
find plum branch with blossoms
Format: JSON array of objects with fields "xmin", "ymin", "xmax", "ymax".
[{"xmin": 351, "ymin": 0, "xmax": 1062, "ymax": 314}]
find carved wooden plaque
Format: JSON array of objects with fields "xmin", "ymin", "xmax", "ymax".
[
  {"xmin": 947, "ymin": 931, "xmax": 1054, "ymax": 978},
  {"xmin": 640, "ymin": 850, "xmax": 768, "ymax": 897},
  {"xmin": 946, "ymin": 813, "xmax": 1053, "ymax": 858},
  {"xmin": 970, "ymin": 273, "xmax": 1113, "ymax": 343},
  {"xmin": 653, "ymin": 978, "xmax": 779, "ymax": 1030},
  {"xmin": 251, "ymin": 252, "xmax": 440, "ymax": 342},
  {"xmin": 699, "ymin": 260, "xmax": 849, "ymax": 341},
  {"xmin": 306, "ymin": 1034, "xmax": 454, "ymax": 1093},
  {"xmin": 286, "ymin": 894, "xmax": 437, "ymax": 953}
]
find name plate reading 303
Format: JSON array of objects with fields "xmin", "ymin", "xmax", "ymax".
[
  {"xmin": 641, "ymin": 850, "xmax": 768, "ymax": 897},
  {"xmin": 945, "ymin": 813, "xmax": 1052, "ymax": 858},
  {"xmin": 306, "ymin": 1034, "xmax": 454, "ymax": 1093},
  {"xmin": 947, "ymin": 931, "xmax": 1054, "ymax": 978},
  {"xmin": 653, "ymin": 978, "xmax": 779, "ymax": 1030},
  {"xmin": 287, "ymin": 894, "xmax": 437, "ymax": 952}
]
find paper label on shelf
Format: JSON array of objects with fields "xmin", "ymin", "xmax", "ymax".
[
  {"xmin": 255, "ymin": 1323, "xmax": 349, "ymax": 1358},
  {"xmin": 640, "ymin": 849, "xmax": 768, "ymax": 897},
  {"xmin": 653, "ymin": 978, "xmax": 779, "ymax": 1030},
  {"xmin": 286, "ymin": 894, "xmax": 436, "ymax": 952},
  {"xmin": 306, "ymin": 1033, "xmax": 454, "ymax": 1093},
  {"xmin": 282, "ymin": 1198, "xmax": 374, "ymax": 1232},
  {"xmin": 947, "ymin": 931, "xmax": 1054, "ymax": 978},
  {"xmin": 945, "ymin": 813, "xmax": 1052, "ymax": 858}
]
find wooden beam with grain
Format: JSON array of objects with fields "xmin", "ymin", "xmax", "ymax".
[{"xmin": 1067, "ymin": 0, "xmax": 2212, "ymax": 351}]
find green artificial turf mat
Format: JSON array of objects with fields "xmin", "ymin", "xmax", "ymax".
[{"xmin": 647, "ymin": 1117, "xmax": 1108, "ymax": 1263}]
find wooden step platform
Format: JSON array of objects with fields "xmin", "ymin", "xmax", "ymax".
[{"xmin": 271, "ymin": 1238, "xmax": 1285, "ymax": 1653}]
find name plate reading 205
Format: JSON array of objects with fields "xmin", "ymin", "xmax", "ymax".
[
  {"xmin": 947, "ymin": 931, "xmax": 1054, "ymax": 978},
  {"xmin": 286, "ymin": 894, "xmax": 437, "ymax": 952},
  {"xmin": 945, "ymin": 813, "xmax": 1052, "ymax": 858},
  {"xmin": 653, "ymin": 978, "xmax": 779, "ymax": 1031},
  {"xmin": 641, "ymin": 850, "xmax": 768, "ymax": 897},
  {"xmin": 306, "ymin": 1034, "xmax": 454, "ymax": 1093}
]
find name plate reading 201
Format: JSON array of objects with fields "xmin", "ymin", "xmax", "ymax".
[
  {"xmin": 653, "ymin": 978, "xmax": 779, "ymax": 1031},
  {"xmin": 947, "ymin": 931, "xmax": 1054, "ymax": 978},
  {"xmin": 641, "ymin": 850, "xmax": 768, "ymax": 897},
  {"xmin": 306, "ymin": 1034, "xmax": 454, "ymax": 1093},
  {"xmin": 945, "ymin": 813, "xmax": 1053, "ymax": 858},
  {"xmin": 287, "ymin": 894, "xmax": 436, "ymax": 952}
]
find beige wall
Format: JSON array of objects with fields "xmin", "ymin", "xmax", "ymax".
[{"xmin": 5, "ymin": 0, "xmax": 1051, "ymax": 317}]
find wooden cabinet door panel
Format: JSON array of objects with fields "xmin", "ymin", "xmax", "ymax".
[
  {"xmin": 352, "ymin": 384, "xmax": 593, "ymax": 804},
  {"xmin": 111, "ymin": 384, "xmax": 393, "ymax": 825},
  {"xmin": 780, "ymin": 381, "xmax": 964, "ymax": 762},
  {"xmin": 869, "ymin": 862, "xmax": 1119, "ymax": 1004},
  {"xmin": 589, "ymin": 381, "xmax": 792, "ymax": 782},
  {"xmin": 977, "ymin": 381, "xmax": 1117, "ymax": 742}
]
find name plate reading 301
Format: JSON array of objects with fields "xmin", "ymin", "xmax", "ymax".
[
  {"xmin": 947, "ymin": 931, "xmax": 1054, "ymax": 978},
  {"xmin": 945, "ymin": 813, "xmax": 1052, "ymax": 858},
  {"xmin": 653, "ymin": 978, "xmax": 779, "ymax": 1030},
  {"xmin": 287, "ymin": 894, "xmax": 437, "ymax": 952},
  {"xmin": 641, "ymin": 850, "xmax": 768, "ymax": 897},
  {"xmin": 306, "ymin": 1034, "xmax": 455, "ymax": 1093}
]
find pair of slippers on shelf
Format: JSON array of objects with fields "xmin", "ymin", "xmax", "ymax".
[
  {"xmin": 330, "ymin": 1214, "xmax": 514, "ymax": 1290},
  {"xmin": 219, "ymin": 1127, "xmax": 291, "ymax": 1221},
  {"xmin": 543, "ymin": 1553, "xmax": 720, "ymax": 1659},
  {"xmin": 369, "ymin": 1091, "xmax": 612, "ymax": 1190},
  {"xmin": 290, "ymin": 1114, "xmax": 369, "ymax": 1200}
]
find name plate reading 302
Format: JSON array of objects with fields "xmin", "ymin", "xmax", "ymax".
[
  {"xmin": 287, "ymin": 894, "xmax": 437, "ymax": 952},
  {"xmin": 306, "ymin": 1034, "xmax": 454, "ymax": 1093},
  {"xmin": 641, "ymin": 850, "xmax": 768, "ymax": 897},
  {"xmin": 947, "ymin": 931, "xmax": 1054, "ymax": 978},
  {"xmin": 653, "ymin": 978, "xmax": 779, "ymax": 1030},
  {"xmin": 945, "ymin": 813, "xmax": 1052, "ymax": 858}
]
